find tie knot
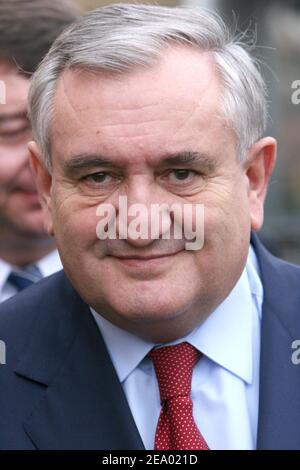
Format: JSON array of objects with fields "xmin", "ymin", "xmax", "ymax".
[
  {"xmin": 7, "ymin": 265, "xmax": 42, "ymax": 291},
  {"xmin": 149, "ymin": 342, "xmax": 201, "ymax": 403}
]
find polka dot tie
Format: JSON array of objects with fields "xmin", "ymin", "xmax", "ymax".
[{"xmin": 149, "ymin": 342, "xmax": 209, "ymax": 450}]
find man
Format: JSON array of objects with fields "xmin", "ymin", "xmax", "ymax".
[
  {"xmin": 0, "ymin": 0, "xmax": 80, "ymax": 301},
  {"xmin": 1, "ymin": 4, "xmax": 299, "ymax": 450}
]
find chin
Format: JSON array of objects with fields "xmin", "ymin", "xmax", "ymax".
[
  {"xmin": 97, "ymin": 298, "xmax": 199, "ymax": 343},
  {"xmin": 103, "ymin": 290, "xmax": 189, "ymax": 325}
]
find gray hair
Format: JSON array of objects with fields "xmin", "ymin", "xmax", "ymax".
[{"xmin": 28, "ymin": 3, "xmax": 268, "ymax": 171}]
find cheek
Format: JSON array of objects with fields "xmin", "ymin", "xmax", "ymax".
[
  {"xmin": 0, "ymin": 160, "xmax": 17, "ymax": 187},
  {"xmin": 52, "ymin": 200, "xmax": 100, "ymax": 250},
  {"xmin": 190, "ymin": 194, "xmax": 250, "ymax": 296},
  {"xmin": 201, "ymin": 186, "xmax": 251, "ymax": 249}
]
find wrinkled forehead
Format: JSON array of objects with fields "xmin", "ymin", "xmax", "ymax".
[
  {"xmin": 49, "ymin": 47, "xmax": 235, "ymax": 166},
  {"xmin": 53, "ymin": 47, "xmax": 223, "ymax": 122}
]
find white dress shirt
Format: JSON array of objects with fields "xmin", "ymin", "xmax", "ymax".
[
  {"xmin": 0, "ymin": 250, "xmax": 62, "ymax": 302},
  {"xmin": 90, "ymin": 246, "xmax": 263, "ymax": 450}
]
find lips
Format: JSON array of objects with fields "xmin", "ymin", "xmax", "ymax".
[
  {"xmin": 115, "ymin": 253, "xmax": 177, "ymax": 261},
  {"xmin": 112, "ymin": 250, "xmax": 183, "ymax": 269},
  {"xmin": 11, "ymin": 187, "xmax": 41, "ymax": 206},
  {"xmin": 12, "ymin": 186, "xmax": 38, "ymax": 194}
]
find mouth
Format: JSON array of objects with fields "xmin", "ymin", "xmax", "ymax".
[
  {"xmin": 12, "ymin": 188, "xmax": 41, "ymax": 204},
  {"xmin": 112, "ymin": 250, "xmax": 183, "ymax": 268}
]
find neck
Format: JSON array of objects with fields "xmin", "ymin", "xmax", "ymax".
[{"xmin": 0, "ymin": 233, "xmax": 56, "ymax": 267}]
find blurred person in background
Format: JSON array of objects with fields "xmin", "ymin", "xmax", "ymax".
[{"xmin": 0, "ymin": 0, "xmax": 81, "ymax": 301}]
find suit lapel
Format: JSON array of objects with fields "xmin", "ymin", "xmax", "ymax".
[
  {"xmin": 15, "ymin": 238, "xmax": 300, "ymax": 449},
  {"xmin": 15, "ymin": 273, "xmax": 144, "ymax": 450},
  {"xmin": 252, "ymin": 234, "xmax": 300, "ymax": 449}
]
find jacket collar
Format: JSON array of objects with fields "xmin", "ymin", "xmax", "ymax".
[
  {"xmin": 15, "ymin": 236, "xmax": 300, "ymax": 449},
  {"xmin": 252, "ymin": 233, "xmax": 300, "ymax": 449},
  {"xmin": 15, "ymin": 272, "xmax": 144, "ymax": 450}
]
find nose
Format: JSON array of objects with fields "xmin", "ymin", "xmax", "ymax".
[
  {"xmin": 116, "ymin": 178, "xmax": 172, "ymax": 248},
  {"xmin": 16, "ymin": 145, "xmax": 35, "ymax": 176},
  {"xmin": 8, "ymin": 140, "xmax": 32, "ymax": 170},
  {"xmin": 8, "ymin": 142, "xmax": 38, "ymax": 191}
]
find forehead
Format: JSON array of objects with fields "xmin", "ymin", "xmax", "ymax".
[
  {"xmin": 51, "ymin": 47, "xmax": 230, "ymax": 163},
  {"xmin": 0, "ymin": 62, "xmax": 30, "ymax": 114}
]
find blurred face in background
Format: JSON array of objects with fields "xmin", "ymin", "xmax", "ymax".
[{"xmin": 0, "ymin": 62, "xmax": 47, "ymax": 238}]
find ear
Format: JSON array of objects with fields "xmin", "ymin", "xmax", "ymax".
[
  {"xmin": 244, "ymin": 137, "xmax": 277, "ymax": 231},
  {"xmin": 28, "ymin": 141, "xmax": 54, "ymax": 236}
]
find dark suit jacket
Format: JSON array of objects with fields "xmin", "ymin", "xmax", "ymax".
[{"xmin": 1, "ymin": 233, "xmax": 300, "ymax": 450}]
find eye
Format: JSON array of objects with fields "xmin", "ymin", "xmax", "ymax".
[
  {"xmin": 0, "ymin": 126, "xmax": 30, "ymax": 142},
  {"xmin": 168, "ymin": 169, "xmax": 197, "ymax": 182},
  {"xmin": 85, "ymin": 172, "xmax": 112, "ymax": 184},
  {"xmin": 80, "ymin": 171, "xmax": 121, "ymax": 189}
]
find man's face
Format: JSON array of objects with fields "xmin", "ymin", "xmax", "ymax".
[
  {"xmin": 0, "ymin": 62, "xmax": 46, "ymax": 237},
  {"xmin": 31, "ymin": 47, "xmax": 275, "ymax": 341}
]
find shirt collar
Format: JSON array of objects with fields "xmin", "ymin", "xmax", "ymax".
[
  {"xmin": 90, "ymin": 310, "xmax": 154, "ymax": 383},
  {"xmin": 36, "ymin": 250, "xmax": 62, "ymax": 277},
  {"xmin": 0, "ymin": 250, "xmax": 62, "ymax": 294},
  {"xmin": 0, "ymin": 258, "xmax": 12, "ymax": 293},
  {"xmin": 90, "ymin": 245, "xmax": 263, "ymax": 385}
]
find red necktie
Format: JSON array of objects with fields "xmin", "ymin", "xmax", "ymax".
[{"xmin": 149, "ymin": 342, "xmax": 209, "ymax": 450}]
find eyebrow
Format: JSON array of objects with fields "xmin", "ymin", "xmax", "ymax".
[
  {"xmin": 63, "ymin": 155, "xmax": 113, "ymax": 175},
  {"xmin": 0, "ymin": 111, "xmax": 28, "ymax": 124},
  {"xmin": 63, "ymin": 150, "xmax": 217, "ymax": 175},
  {"xmin": 161, "ymin": 151, "xmax": 217, "ymax": 171}
]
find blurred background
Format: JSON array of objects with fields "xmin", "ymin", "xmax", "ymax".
[{"xmin": 77, "ymin": 0, "xmax": 300, "ymax": 263}]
